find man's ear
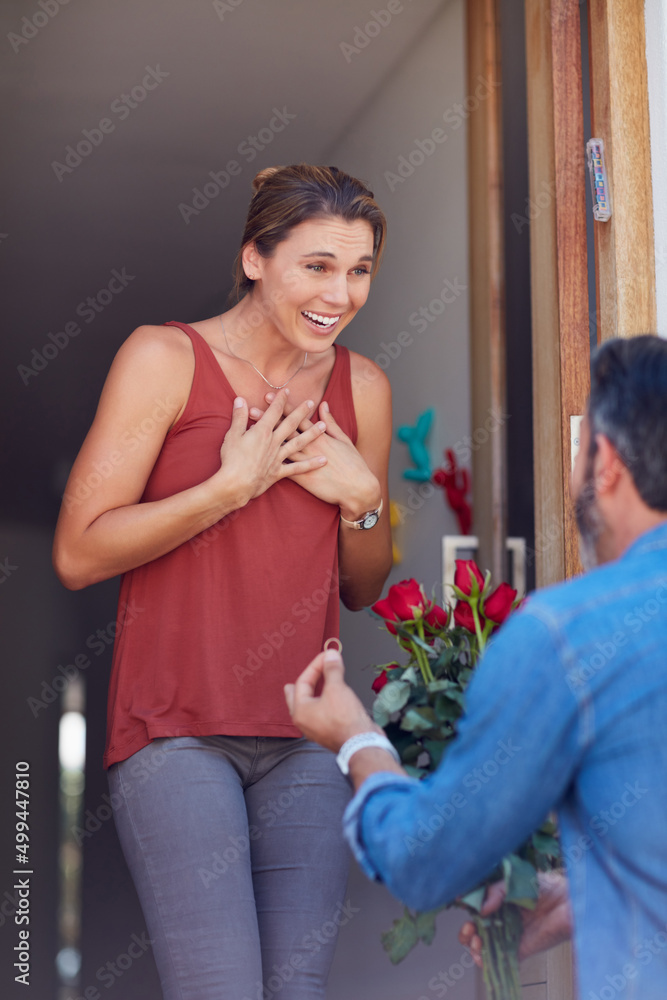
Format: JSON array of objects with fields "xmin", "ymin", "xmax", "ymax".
[{"xmin": 593, "ymin": 434, "xmax": 626, "ymax": 495}]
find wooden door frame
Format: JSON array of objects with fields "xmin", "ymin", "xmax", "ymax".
[
  {"xmin": 524, "ymin": 0, "xmax": 591, "ymax": 589},
  {"xmin": 588, "ymin": 0, "xmax": 657, "ymax": 341},
  {"xmin": 467, "ymin": 0, "xmax": 658, "ymax": 579},
  {"xmin": 467, "ymin": 0, "xmax": 506, "ymax": 584},
  {"xmin": 467, "ymin": 0, "xmax": 657, "ymax": 996}
]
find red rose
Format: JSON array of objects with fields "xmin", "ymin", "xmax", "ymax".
[
  {"xmin": 371, "ymin": 597, "xmax": 400, "ymax": 635},
  {"xmin": 453, "ymin": 600, "xmax": 484, "ymax": 632},
  {"xmin": 386, "ymin": 578, "xmax": 426, "ymax": 621},
  {"xmin": 371, "ymin": 671, "xmax": 389, "ymax": 693},
  {"xmin": 454, "ymin": 559, "xmax": 484, "ymax": 596},
  {"xmin": 483, "ymin": 582, "xmax": 517, "ymax": 625},
  {"xmin": 424, "ymin": 604, "xmax": 449, "ymax": 629}
]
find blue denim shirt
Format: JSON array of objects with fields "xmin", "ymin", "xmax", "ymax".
[{"xmin": 344, "ymin": 522, "xmax": 667, "ymax": 999}]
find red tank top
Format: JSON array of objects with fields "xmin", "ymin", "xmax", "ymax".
[{"xmin": 103, "ymin": 322, "xmax": 357, "ymax": 769}]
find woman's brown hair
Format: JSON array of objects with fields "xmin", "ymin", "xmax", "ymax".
[{"xmin": 229, "ymin": 164, "xmax": 387, "ymax": 304}]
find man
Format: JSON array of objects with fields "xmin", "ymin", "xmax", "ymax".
[{"xmin": 284, "ymin": 335, "xmax": 667, "ymax": 999}]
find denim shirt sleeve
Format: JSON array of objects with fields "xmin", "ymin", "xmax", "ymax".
[
  {"xmin": 343, "ymin": 771, "xmax": 420, "ymax": 880},
  {"xmin": 342, "ymin": 607, "xmax": 584, "ymax": 912}
]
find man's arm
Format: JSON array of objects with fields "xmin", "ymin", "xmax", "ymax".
[{"xmin": 286, "ymin": 609, "xmax": 583, "ymax": 912}]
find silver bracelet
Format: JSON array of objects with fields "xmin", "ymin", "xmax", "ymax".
[{"xmin": 335, "ymin": 731, "xmax": 401, "ymax": 775}]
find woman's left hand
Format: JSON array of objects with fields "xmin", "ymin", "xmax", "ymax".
[
  {"xmin": 252, "ymin": 354, "xmax": 393, "ymax": 612},
  {"xmin": 250, "ymin": 395, "xmax": 381, "ymax": 517}
]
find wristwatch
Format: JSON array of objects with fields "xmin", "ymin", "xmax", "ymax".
[
  {"xmin": 335, "ymin": 731, "xmax": 401, "ymax": 775},
  {"xmin": 339, "ymin": 498, "xmax": 383, "ymax": 530}
]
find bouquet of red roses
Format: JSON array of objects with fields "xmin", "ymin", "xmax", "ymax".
[{"xmin": 369, "ymin": 561, "xmax": 560, "ymax": 1000}]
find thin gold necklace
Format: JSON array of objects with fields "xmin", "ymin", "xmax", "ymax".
[{"xmin": 220, "ymin": 316, "xmax": 308, "ymax": 391}]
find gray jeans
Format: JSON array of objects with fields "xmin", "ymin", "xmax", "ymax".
[{"xmin": 108, "ymin": 735, "xmax": 353, "ymax": 1000}]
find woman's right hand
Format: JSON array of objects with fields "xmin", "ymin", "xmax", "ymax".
[
  {"xmin": 215, "ymin": 389, "xmax": 328, "ymax": 505},
  {"xmin": 52, "ymin": 329, "xmax": 327, "ymax": 591}
]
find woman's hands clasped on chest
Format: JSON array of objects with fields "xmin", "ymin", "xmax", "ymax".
[
  {"xmin": 248, "ymin": 393, "xmax": 382, "ymax": 519},
  {"xmin": 215, "ymin": 389, "xmax": 330, "ymax": 507}
]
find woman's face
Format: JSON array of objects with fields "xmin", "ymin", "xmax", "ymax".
[{"xmin": 247, "ymin": 215, "xmax": 375, "ymax": 351}]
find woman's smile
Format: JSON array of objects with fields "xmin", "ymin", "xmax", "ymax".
[{"xmin": 300, "ymin": 309, "xmax": 342, "ymax": 335}]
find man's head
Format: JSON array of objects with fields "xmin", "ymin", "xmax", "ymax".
[{"xmin": 572, "ymin": 335, "xmax": 667, "ymax": 570}]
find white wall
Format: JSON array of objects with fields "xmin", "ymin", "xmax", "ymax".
[
  {"xmin": 323, "ymin": 2, "xmax": 476, "ymax": 998},
  {"xmin": 332, "ymin": 0, "xmax": 470, "ymax": 666},
  {"xmin": 645, "ymin": 0, "xmax": 667, "ymax": 338}
]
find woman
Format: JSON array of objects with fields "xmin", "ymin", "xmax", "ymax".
[{"xmin": 52, "ymin": 163, "xmax": 393, "ymax": 999}]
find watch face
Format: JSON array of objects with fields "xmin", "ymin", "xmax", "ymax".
[{"xmin": 362, "ymin": 512, "xmax": 379, "ymax": 530}]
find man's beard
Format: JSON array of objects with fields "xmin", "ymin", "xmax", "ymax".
[{"xmin": 574, "ymin": 459, "xmax": 606, "ymax": 572}]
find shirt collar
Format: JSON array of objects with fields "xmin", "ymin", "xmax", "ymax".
[{"xmin": 620, "ymin": 519, "xmax": 667, "ymax": 561}]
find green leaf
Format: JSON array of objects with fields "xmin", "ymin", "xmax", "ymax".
[
  {"xmin": 502, "ymin": 854, "xmax": 539, "ymax": 909},
  {"xmin": 381, "ymin": 909, "xmax": 419, "ymax": 963},
  {"xmin": 391, "ymin": 624, "xmax": 439, "ymax": 658},
  {"xmin": 434, "ymin": 694, "xmax": 461, "ymax": 723},
  {"xmin": 372, "ymin": 701, "xmax": 390, "ymax": 727},
  {"xmin": 423, "ymin": 739, "xmax": 446, "ymax": 768},
  {"xmin": 386, "ymin": 666, "xmax": 405, "ymax": 681},
  {"xmin": 415, "ymin": 909, "xmax": 438, "ymax": 946},
  {"xmin": 412, "ymin": 634, "xmax": 439, "ymax": 657},
  {"xmin": 459, "ymin": 886, "xmax": 486, "ymax": 912},
  {"xmin": 373, "ymin": 681, "xmax": 415, "ymax": 728},
  {"xmin": 440, "ymin": 685, "xmax": 466, "ymax": 707},
  {"xmin": 403, "ymin": 764, "xmax": 428, "ymax": 779},
  {"xmin": 538, "ymin": 815, "xmax": 559, "ymax": 836},
  {"xmin": 432, "ymin": 645, "xmax": 457, "ymax": 670},
  {"xmin": 400, "ymin": 707, "xmax": 437, "ymax": 733},
  {"xmin": 382, "ymin": 721, "xmax": 414, "ymax": 750},
  {"xmin": 375, "ymin": 680, "xmax": 412, "ymax": 714},
  {"xmin": 426, "ymin": 679, "xmax": 454, "ymax": 693},
  {"xmin": 531, "ymin": 832, "xmax": 561, "ymax": 859},
  {"xmin": 400, "ymin": 742, "xmax": 423, "ymax": 764},
  {"xmin": 391, "ymin": 620, "xmax": 417, "ymax": 641},
  {"xmin": 402, "ymin": 665, "xmax": 419, "ymax": 686}
]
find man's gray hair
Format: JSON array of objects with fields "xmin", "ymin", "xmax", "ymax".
[{"xmin": 587, "ymin": 335, "xmax": 667, "ymax": 511}]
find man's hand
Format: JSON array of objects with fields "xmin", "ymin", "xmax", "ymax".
[
  {"xmin": 284, "ymin": 648, "xmax": 383, "ymax": 753},
  {"xmin": 458, "ymin": 871, "xmax": 573, "ymax": 966}
]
